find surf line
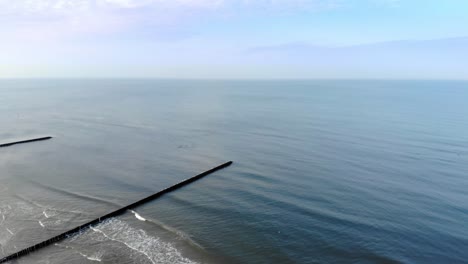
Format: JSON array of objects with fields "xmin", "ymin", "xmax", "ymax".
[
  {"xmin": 0, "ymin": 161, "xmax": 233, "ymax": 263},
  {"xmin": 0, "ymin": 137, "xmax": 53, "ymax": 148}
]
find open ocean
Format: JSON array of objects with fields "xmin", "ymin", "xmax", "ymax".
[{"xmin": 1, "ymin": 80, "xmax": 467, "ymax": 264}]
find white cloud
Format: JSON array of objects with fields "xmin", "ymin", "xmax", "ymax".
[
  {"xmin": 0, "ymin": 0, "xmax": 89, "ymax": 13},
  {"xmin": 0, "ymin": 0, "xmax": 346, "ymax": 14},
  {"xmin": 0, "ymin": 0, "xmax": 351, "ymax": 43},
  {"xmin": 0, "ymin": 0, "xmax": 228, "ymax": 43},
  {"xmin": 0, "ymin": 0, "xmax": 226, "ymax": 14},
  {"xmin": 0, "ymin": 0, "xmax": 402, "ymax": 16}
]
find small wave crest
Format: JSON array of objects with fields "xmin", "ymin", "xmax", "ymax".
[{"xmin": 130, "ymin": 210, "xmax": 147, "ymax": 222}]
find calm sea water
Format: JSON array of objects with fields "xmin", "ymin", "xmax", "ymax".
[{"xmin": 0, "ymin": 80, "xmax": 467, "ymax": 264}]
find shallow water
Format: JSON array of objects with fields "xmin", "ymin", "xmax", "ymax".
[{"xmin": 1, "ymin": 80, "xmax": 468, "ymax": 263}]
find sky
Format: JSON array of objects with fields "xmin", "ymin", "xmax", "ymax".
[{"xmin": 1, "ymin": 0, "xmax": 467, "ymax": 79}]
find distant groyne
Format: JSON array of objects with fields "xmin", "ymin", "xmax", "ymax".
[{"xmin": 0, "ymin": 137, "xmax": 53, "ymax": 148}]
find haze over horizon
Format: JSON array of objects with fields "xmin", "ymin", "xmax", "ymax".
[{"xmin": 1, "ymin": 0, "xmax": 467, "ymax": 79}]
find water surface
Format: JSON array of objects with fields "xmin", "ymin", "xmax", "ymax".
[{"xmin": 1, "ymin": 80, "xmax": 468, "ymax": 263}]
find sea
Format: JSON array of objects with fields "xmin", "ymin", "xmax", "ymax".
[{"xmin": 0, "ymin": 80, "xmax": 467, "ymax": 264}]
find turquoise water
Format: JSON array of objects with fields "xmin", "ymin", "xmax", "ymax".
[{"xmin": 1, "ymin": 80, "xmax": 468, "ymax": 263}]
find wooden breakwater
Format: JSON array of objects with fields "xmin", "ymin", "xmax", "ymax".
[
  {"xmin": 0, "ymin": 137, "xmax": 53, "ymax": 148},
  {"xmin": 0, "ymin": 161, "xmax": 233, "ymax": 263}
]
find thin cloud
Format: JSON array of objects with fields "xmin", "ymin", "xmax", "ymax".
[
  {"xmin": 0, "ymin": 0, "xmax": 345, "ymax": 14},
  {"xmin": 0, "ymin": 0, "xmax": 225, "ymax": 14},
  {"xmin": 0, "ymin": 0, "xmax": 342, "ymax": 43}
]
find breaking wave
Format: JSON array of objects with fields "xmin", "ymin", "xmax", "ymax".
[{"xmin": 73, "ymin": 219, "xmax": 200, "ymax": 264}]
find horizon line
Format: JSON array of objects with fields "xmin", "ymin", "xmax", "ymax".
[{"xmin": 1, "ymin": 77, "xmax": 468, "ymax": 81}]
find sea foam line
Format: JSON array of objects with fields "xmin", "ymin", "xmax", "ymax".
[
  {"xmin": 6, "ymin": 228, "xmax": 14, "ymax": 235},
  {"xmin": 90, "ymin": 225, "xmax": 157, "ymax": 264},
  {"xmin": 43, "ymin": 211, "xmax": 50, "ymax": 218},
  {"xmin": 55, "ymin": 243, "xmax": 102, "ymax": 262},
  {"xmin": 90, "ymin": 219, "xmax": 197, "ymax": 264},
  {"xmin": 129, "ymin": 210, "xmax": 204, "ymax": 250}
]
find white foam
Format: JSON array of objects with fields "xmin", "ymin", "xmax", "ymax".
[
  {"xmin": 6, "ymin": 228, "xmax": 14, "ymax": 235},
  {"xmin": 55, "ymin": 243, "xmax": 103, "ymax": 262},
  {"xmin": 39, "ymin": 221, "xmax": 45, "ymax": 228},
  {"xmin": 77, "ymin": 249, "xmax": 103, "ymax": 262},
  {"xmin": 84, "ymin": 255, "xmax": 103, "ymax": 262},
  {"xmin": 130, "ymin": 210, "xmax": 146, "ymax": 221},
  {"xmin": 91, "ymin": 219, "xmax": 198, "ymax": 264}
]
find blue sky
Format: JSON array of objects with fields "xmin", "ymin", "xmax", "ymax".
[{"xmin": 1, "ymin": 0, "xmax": 467, "ymax": 79}]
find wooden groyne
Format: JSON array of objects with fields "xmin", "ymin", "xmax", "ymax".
[
  {"xmin": 0, "ymin": 161, "xmax": 233, "ymax": 263},
  {"xmin": 0, "ymin": 137, "xmax": 52, "ymax": 148}
]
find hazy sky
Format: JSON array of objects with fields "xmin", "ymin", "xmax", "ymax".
[{"xmin": 1, "ymin": 0, "xmax": 467, "ymax": 79}]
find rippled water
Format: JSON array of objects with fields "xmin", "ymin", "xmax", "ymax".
[{"xmin": 1, "ymin": 80, "xmax": 468, "ymax": 263}]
